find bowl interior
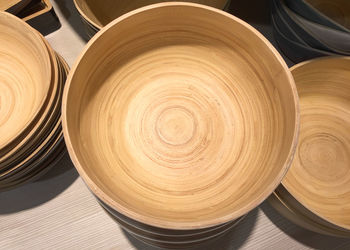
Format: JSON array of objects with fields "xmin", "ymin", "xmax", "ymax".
[
  {"xmin": 64, "ymin": 4, "xmax": 298, "ymax": 229},
  {"xmin": 283, "ymin": 57, "xmax": 350, "ymax": 230},
  {"xmin": 0, "ymin": 12, "xmax": 51, "ymax": 153},
  {"xmin": 74, "ymin": 0, "xmax": 228, "ymax": 29}
]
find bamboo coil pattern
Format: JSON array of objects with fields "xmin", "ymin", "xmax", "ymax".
[
  {"xmin": 0, "ymin": 12, "xmax": 68, "ymax": 190},
  {"xmin": 270, "ymin": 57, "xmax": 350, "ymax": 237},
  {"xmin": 63, "ymin": 3, "xmax": 298, "ymax": 247}
]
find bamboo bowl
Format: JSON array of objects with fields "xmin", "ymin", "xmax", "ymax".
[
  {"xmin": 0, "ymin": 11, "xmax": 68, "ymax": 190},
  {"xmin": 73, "ymin": 0, "xmax": 231, "ymax": 35},
  {"xmin": 0, "ymin": 11, "xmax": 51, "ymax": 157},
  {"xmin": 279, "ymin": 57, "xmax": 350, "ymax": 235},
  {"xmin": 63, "ymin": 3, "xmax": 299, "ymax": 230}
]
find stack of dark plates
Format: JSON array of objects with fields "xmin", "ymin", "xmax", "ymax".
[
  {"xmin": 0, "ymin": 12, "xmax": 68, "ymax": 191},
  {"xmin": 271, "ymin": 0, "xmax": 350, "ymax": 62}
]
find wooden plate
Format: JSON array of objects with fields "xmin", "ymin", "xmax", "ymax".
[
  {"xmin": 282, "ymin": 57, "xmax": 350, "ymax": 232},
  {"xmin": 63, "ymin": 3, "xmax": 299, "ymax": 230},
  {"xmin": 0, "ymin": 32, "xmax": 59, "ymax": 171},
  {"xmin": 0, "ymin": 11, "xmax": 51, "ymax": 157},
  {"xmin": 0, "ymin": 51, "xmax": 68, "ymax": 190},
  {"xmin": 73, "ymin": 0, "xmax": 230, "ymax": 30}
]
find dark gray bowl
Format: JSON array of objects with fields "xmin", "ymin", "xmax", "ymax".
[
  {"xmin": 285, "ymin": 0, "xmax": 350, "ymax": 33},
  {"xmin": 271, "ymin": 10, "xmax": 336, "ymax": 63},
  {"xmin": 274, "ymin": 0, "xmax": 350, "ymax": 55}
]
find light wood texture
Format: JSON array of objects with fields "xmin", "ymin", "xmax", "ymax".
[
  {"xmin": 0, "ymin": 12, "xmax": 68, "ymax": 189},
  {"xmin": 280, "ymin": 57, "xmax": 350, "ymax": 233},
  {"xmin": 306, "ymin": 0, "xmax": 350, "ymax": 29},
  {"xmin": 2, "ymin": 0, "xmax": 350, "ymax": 249},
  {"xmin": 73, "ymin": 0, "xmax": 229, "ymax": 29},
  {"xmin": 0, "ymin": 11, "xmax": 51, "ymax": 156},
  {"xmin": 63, "ymin": 2, "xmax": 298, "ymax": 230}
]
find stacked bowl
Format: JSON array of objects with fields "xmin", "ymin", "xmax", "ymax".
[
  {"xmin": 269, "ymin": 57, "xmax": 350, "ymax": 237},
  {"xmin": 0, "ymin": 12, "xmax": 68, "ymax": 191},
  {"xmin": 73, "ymin": 0, "xmax": 231, "ymax": 38},
  {"xmin": 63, "ymin": 3, "xmax": 299, "ymax": 248},
  {"xmin": 271, "ymin": 0, "xmax": 350, "ymax": 62}
]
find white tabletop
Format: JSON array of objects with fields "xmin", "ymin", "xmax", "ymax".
[{"xmin": 1, "ymin": 1, "xmax": 350, "ymax": 249}]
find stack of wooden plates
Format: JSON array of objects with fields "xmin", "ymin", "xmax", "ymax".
[
  {"xmin": 63, "ymin": 3, "xmax": 299, "ymax": 248},
  {"xmin": 73, "ymin": 0, "xmax": 231, "ymax": 38},
  {"xmin": 271, "ymin": 0, "xmax": 350, "ymax": 63},
  {"xmin": 269, "ymin": 57, "xmax": 350, "ymax": 238},
  {"xmin": 0, "ymin": 11, "xmax": 68, "ymax": 191}
]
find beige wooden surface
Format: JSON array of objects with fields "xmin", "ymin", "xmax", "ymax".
[{"xmin": 1, "ymin": 0, "xmax": 350, "ymax": 249}]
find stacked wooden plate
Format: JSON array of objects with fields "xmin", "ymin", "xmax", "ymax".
[
  {"xmin": 0, "ymin": 12, "xmax": 68, "ymax": 191},
  {"xmin": 63, "ymin": 3, "xmax": 299, "ymax": 248},
  {"xmin": 73, "ymin": 0, "xmax": 231, "ymax": 38},
  {"xmin": 269, "ymin": 57, "xmax": 350, "ymax": 238},
  {"xmin": 271, "ymin": 0, "xmax": 350, "ymax": 63}
]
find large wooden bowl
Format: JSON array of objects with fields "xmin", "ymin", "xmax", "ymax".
[
  {"xmin": 63, "ymin": 3, "xmax": 299, "ymax": 230},
  {"xmin": 73, "ymin": 0, "xmax": 230, "ymax": 30},
  {"xmin": 281, "ymin": 57, "xmax": 350, "ymax": 233},
  {"xmin": 0, "ymin": 11, "xmax": 51, "ymax": 157}
]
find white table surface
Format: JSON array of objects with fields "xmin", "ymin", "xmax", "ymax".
[{"xmin": 1, "ymin": 1, "xmax": 350, "ymax": 249}]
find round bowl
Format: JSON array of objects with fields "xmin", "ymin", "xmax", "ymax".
[
  {"xmin": 0, "ymin": 12, "xmax": 52, "ymax": 156},
  {"xmin": 282, "ymin": 56, "xmax": 350, "ymax": 232},
  {"xmin": 73, "ymin": 0, "xmax": 230, "ymax": 30},
  {"xmin": 63, "ymin": 3, "xmax": 299, "ymax": 230}
]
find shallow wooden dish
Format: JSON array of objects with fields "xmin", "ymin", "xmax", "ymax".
[
  {"xmin": 73, "ymin": 0, "xmax": 230, "ymax": 30},
  {"xmin": 0, "ymin": 31, "xmax": 59, "ymax": 171},
  {"xmin": 63, "ymin": 3, "xmax": 299, "ymax": 230},
  {"xmin": 0, "ymin": 11, "xmax": 52, "ymax": 158},
  {"xmin": 0, "ymin": 51, "xmax": 68, "ymax": 190},
  {"xmin": 281, "ymin": 57, "xmax": 350, "ymax": 233}
]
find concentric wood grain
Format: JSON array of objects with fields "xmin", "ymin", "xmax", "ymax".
[
  {"xmin": 63, "ymin": 3, "xmax": 299, "ymax": 230},
  {"xmin": 73, "ymin": 0, "xmax": 230, "ymax": 30},
  {"xmin": 282, "ymin": 57, "xmax": 350, "ymax": 232},
  {"xmin": 0, "ymin": 11, "xmax": 51, "ymax": 157},
  {"xmin": 0, "ymin": 31, "xmax": 59, "ymax": 171}
]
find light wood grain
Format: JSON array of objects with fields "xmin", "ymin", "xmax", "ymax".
[
  {"xmin": 280, "ymin": 57, "xmax": 350, "ymax": 234},
  {"xmin": 0, "ymin": 11, "xmax": 52, "ymax": 157},
  {"xmin": 1, "ymin": 0, "xmax": 350, "ymax": 249},
  {"xmin": 63, "ymin": 2, "xmax": 298, "ymax": 230}
]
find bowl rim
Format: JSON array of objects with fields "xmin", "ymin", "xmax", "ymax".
[
  {"xmin": 0, "ymin": 11, "xmax": 52, "ymax": 157},
  {"xmin": 72, "ymin": 0, "xmax": 231, "ymax": 30},
  {"xmin": 62, "ymin": 2, "xmax": 300, "ymax": 230},
  {"xmin": 283, "ymin": 56, "xmax": 350, "ymax": 231}
]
